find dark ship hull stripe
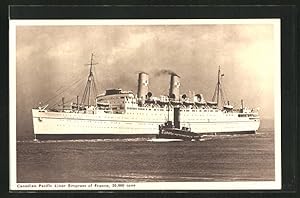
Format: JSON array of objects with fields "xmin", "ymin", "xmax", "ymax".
[{"xmin": 35, "ymin": 131, "xmax": 255, "ymax": 140}]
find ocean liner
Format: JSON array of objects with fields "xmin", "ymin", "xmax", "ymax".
[{"xmin": 32, "ymin": 54, "xmax": 260, "ymax": 140}]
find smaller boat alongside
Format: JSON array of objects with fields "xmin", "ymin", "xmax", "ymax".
[
  {"xmin": 150, "ymin": 107, "xmax": 202, "ymax": 142},
  {"xmin": 157, "ymin": 121, "xmax": 201, "ymax": 141}
]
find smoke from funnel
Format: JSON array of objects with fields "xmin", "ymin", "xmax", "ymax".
[{"xmin": 155, "ymin": 69, "xmax": 179, "ymax": 77}]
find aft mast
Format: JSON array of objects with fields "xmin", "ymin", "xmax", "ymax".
[{"xmin": 81, "ymin": 53, "xmax": 98, "ymax": 107}]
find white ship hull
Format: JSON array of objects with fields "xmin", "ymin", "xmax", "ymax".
[{"xmin": 32, "ymin": 108, "xmax": 260, "ymax": 139}]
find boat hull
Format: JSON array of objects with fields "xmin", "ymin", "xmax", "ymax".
[{"xmin": 32, "ymin": 109, "xmax": 260, "ymax": 140}]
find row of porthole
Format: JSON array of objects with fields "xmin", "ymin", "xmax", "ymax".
[
  {"xmin": 56, "ymin": 122, "xmax": 251, "ymax": 128},
  {"xmin": 56, "ymin": 118, "xmax": 248, "ymax": 126},
  {"xmin": 57, "ymin": 117, "xmax": 240, "ymax": 124},
  {"xmin": 57, "ymin": 121, "xmax": 161, "ymax": 125},
  {"xmin": 56, "ymin": 124, "xmax": 159, "ymax": 128},
  {"xmin": 61, "ymin": 112, "xmax": 228, "ymax": 119},
  {"xmin": 57, "ymin": 114, "xmax": 243, "ymax": 122}
]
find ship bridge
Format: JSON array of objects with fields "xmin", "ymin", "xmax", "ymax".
[{"xmin": 96, "ymin": 88, "xmax": 137, "ymax": 111}]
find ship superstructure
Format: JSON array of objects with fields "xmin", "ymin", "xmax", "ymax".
[{"xmin": 32, "ymin": 54, "xmax": 260, "ymax": 140}]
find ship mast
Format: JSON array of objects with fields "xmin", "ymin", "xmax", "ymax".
[
  {"xmin": 167, "ymin": 99, "xmax": 170, "ymax": 122},
  {"xmin": 81, "ymin": 53, "xmax": 98, "ymax": 107},
  {"xmin": 212, "ymin": 66, "xmax": 225, "ymax": 107},
  {"xmin": 217, "ymin": 66, "xmax": 220, "ymax": 105}
]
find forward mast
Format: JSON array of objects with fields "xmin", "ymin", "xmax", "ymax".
[{"xmin": 81, "ymin": 53, "xmax": 98, "ymax": 107}]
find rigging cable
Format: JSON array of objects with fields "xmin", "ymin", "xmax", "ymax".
[
  {"xmin": 92, "ymin": 66, "xmax": 100, "ymax": 94},
  {"xmin": 53, "ymin": 71, "xmax": 84, "ymax": 93},
  {"xmin": 43, "ymin": 77, "xmax": 85, "ymax": 105},
  {"xmin": 48, "ymin": 78, "xmax": 86, "ymax": 109}
]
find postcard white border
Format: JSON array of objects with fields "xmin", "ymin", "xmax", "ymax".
[{"xmin": 9, "ymin": 19, "xmax": 281, "ymax": 191}]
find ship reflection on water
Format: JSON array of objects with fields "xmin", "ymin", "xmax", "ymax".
[{"xmin": 17, "ymin": 121, "xmax": 274, "ymax": 183}]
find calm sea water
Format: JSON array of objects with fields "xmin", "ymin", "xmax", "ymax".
[{"xmin": 17, "ymin": 121, "xmax": 274, "ymax": 183}]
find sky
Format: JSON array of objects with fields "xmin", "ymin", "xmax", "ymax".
[{"xmin": 15, "ymin": 22, "xmax": 278, "ymax": 138}]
